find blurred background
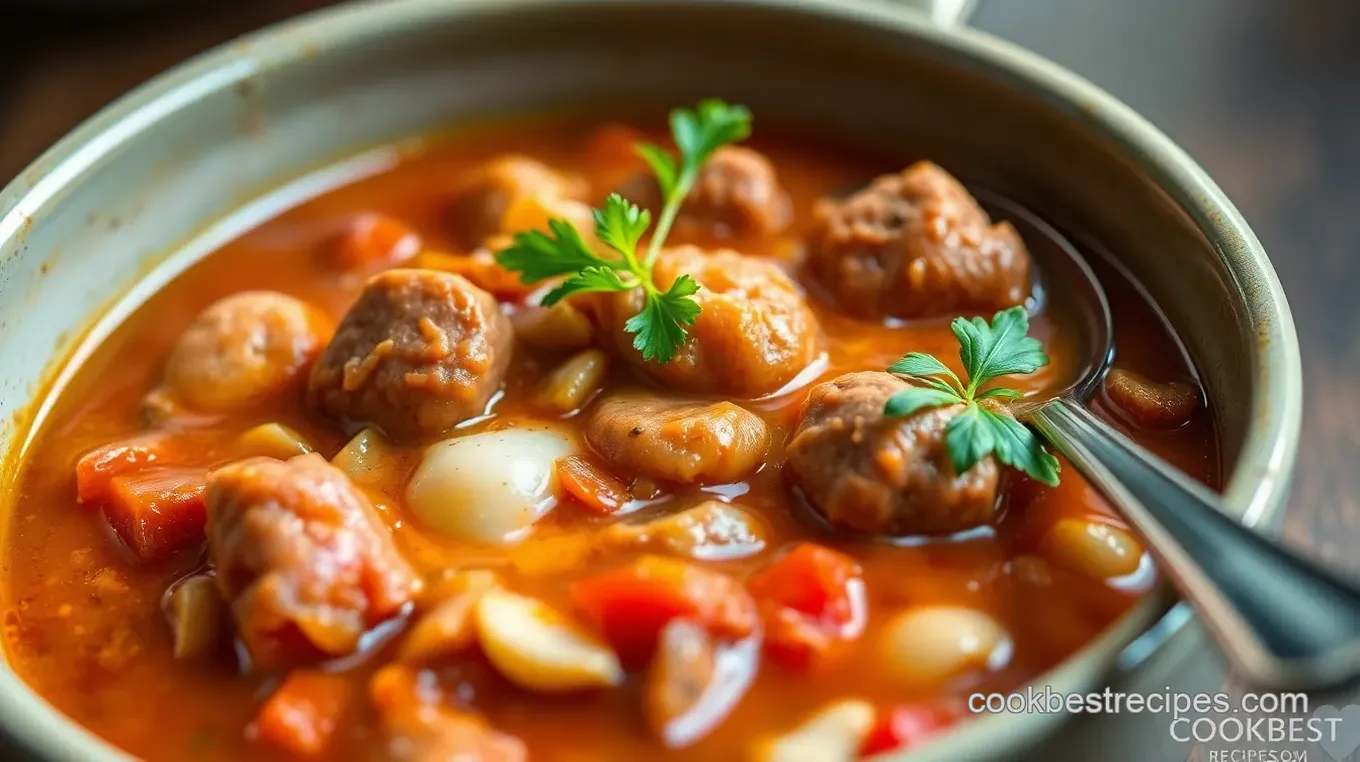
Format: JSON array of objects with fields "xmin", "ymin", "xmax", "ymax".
[{"xmin": 2, "ymin": 0, "xmax": 1359, "ymax": 755}]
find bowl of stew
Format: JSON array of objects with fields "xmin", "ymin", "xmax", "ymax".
[{"xmin": 0, "ymin": 0, "xmax": 1301, "ymax": 760}]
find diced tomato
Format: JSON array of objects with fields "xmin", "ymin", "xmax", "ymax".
[
  {"xmin": 75, "ymin": 433, "xmax": 181, "ymax": 507},
  {"xmin": 860, "ymin": 704, "xmax": 958, "ymax": 756},
  {"xmin": 253, "ymin": 670, "xmax": 353, "ymax": 758},
  {"xmin": 327, "ymin": 212, "xmax": 421, "ymax": 271},
  {"xmin": 749, "ymin": 543, "xmax": 866, "ymax": 670},
  {"xmin": 104, "ymin": 467, "xmax": 208, "ymax": 560},
  {"xmin": 557, "ymin": 455, "xmax": 631, "ymax": 515},
  {"xmin": 572, "ymin": 556, "xmax": 757, "ymax": 666},
  {"xmin": 748, "ymin": 542, "xmax": 865, "ymax": 633}
]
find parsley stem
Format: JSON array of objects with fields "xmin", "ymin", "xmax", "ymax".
[{"xmin": 644, "ymin": 171, "xmax": 697, "ymax": 269}]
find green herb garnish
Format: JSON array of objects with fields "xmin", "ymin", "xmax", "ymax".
[
  {"xmin": 494, "ymin": 99, "xmax": 752, "ymax": 364},
  {"xmin": 884, "ymin": 305, "xmax": 1061, "ymax": 486}
]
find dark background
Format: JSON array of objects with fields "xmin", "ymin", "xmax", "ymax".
[{"xmin": 2, "ymin": 0, "xmax": 1359, "ymax": 758}]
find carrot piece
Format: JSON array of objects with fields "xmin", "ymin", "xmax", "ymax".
[
  {"xmin": 572, "ymin": 555, "xmax": 756, "ymax": 666},
  {"xmin": 327, "ymin": 212, "xmax": 421, "ymax": 270},
  {"xmin": 253, "ymin": 670, "xmax": 353, "ymax": 758},
  {"xmin": 557, "ymin": 455, "xmax": 631, "ymax": 514},
  {"xmin": 75, "ymin": 433, "xmax": 180, "ymax": 507},
  {"xmin": 104, "ymin": 467, "xmax": 208, "ymax": 560},
  {"xmin": 747, "ymin": 543, "xmax": 864, "ymax": 632},
  {"xmin": 859, "ymin": 704, "xmax": 959, "ymax": 756}
]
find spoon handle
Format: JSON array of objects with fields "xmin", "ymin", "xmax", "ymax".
[{"xmin": 1027, "ymin": 397, "xmax": 1360, "ymax": 692}]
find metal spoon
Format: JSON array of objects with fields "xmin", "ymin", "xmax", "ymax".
[{"xmin": 986, "ymin": 193, "xmax": 1360, "ymax": 693}]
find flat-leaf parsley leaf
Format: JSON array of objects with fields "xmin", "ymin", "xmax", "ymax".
[{"xmin": 884, "ymin": 305, "xmax": 1061, "ymax": 486}]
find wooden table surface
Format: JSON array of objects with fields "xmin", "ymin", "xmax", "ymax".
[{"xmin": 3, "ymin": 0, "xmax": 1358, "ymax": 757}]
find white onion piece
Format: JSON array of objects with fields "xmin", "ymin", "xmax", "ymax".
[{"xmin": 407, "ymin": 428, "xmax": 573, "ymax": 545}]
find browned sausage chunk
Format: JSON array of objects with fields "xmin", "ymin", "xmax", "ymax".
[
  {"xmin": 205, "ymin": 454, "xmax": 422, "ymax": 669},
  {"xmin": 595, "ymin": 246, "xmax": 819, "ymax": 397},
  {"xmin": 309, "ymin": 269, "xmax": 513, "ymax": 442},
  {"xmin": 786, "ymin": 371, "xmax": 1000, "ymax": 535},
  {"xmin": 621, "ymin": 147, "xmax": 791, "ymax": 240},
  {"xmin": 446, "ymin": 155, "xmax": 586, "ymax": 248},
  {"xmin": 1104, "ymin": 368, "xmax": 1199, "ymax": 429},
  {"xmin": 585, "ymin": 394, "xmax": 771, "ymax": 485},
  {"xmin": 160, "ymin": 291, "xmax": 331, "ymax": 413},
  {"xmin": 806, "ymin": 161, "xmax": 1031, "ymax": 320}
]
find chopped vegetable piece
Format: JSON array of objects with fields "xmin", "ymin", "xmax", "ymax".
[
  {"xmin": 410, "ymin": 249, "xmax": 535, "ymax": 299},
  {"xmin": 535, "ymin": 349, "xmax": 609, "ymax": 415},
  {"xmin": 75, "ymin": 433, "xmax": 181, "ymax": 507},
  {"xmin": 644, "ymin": 618, "xmax": 756, "ymax": 749},
  {"xmin": 327, "ymin": 212, "xmax": 421, "ymax": 271},
  {"xmin": 572, "ymin": 555, "xmax": 757, "ymax": 666},
  {"xmin": 859, "ymin": 704, "xmax": 958, "ymax": 756},
  {"xmin": 237, "ymin": 422, "xmax": 314, "ymax": 459},
  {"xmin": 371, "ymin": 665, "xmax": 527, "ymax": 762},
  {"xmin": 751, "ymin": 699, "xmax": 875, "ymax": 762},
  {"xmin": 105, "ymin": 467, "xmax": 208, "ymax": 560},
  {"xmin": 602, "ymin": 500, "xmax": 767, "ymax": 560},
  {"xmin": 252, "ymin": 670, "xmax": 352, "ymax": 758},
  {"xmin": 509, "ymin": 301, "xmax": 595, "ymax": 352},
  {"xmin": 748, "ymin": 543, "xmax": 865, "ymax": 633},
  {"xmin": 330, "ymin": 427, "xmax": 400, "ymax": 491},
  {"xmin": 557, "ymin": 454, "xmax": 631, "ymax": 515},
  {"xmin": 757, "ymin": 600, "xmax": 834, "ymax": 670},
  {"xmin": 161, "ymin": 573, "xmax": 228, "ymax": 660},
  {"xmin": 474, "ymin": 588, "xmax": 624, "ymax": 693},
  {"xmin": 398, "ymin": 570, "xmax": 500, "ymax": 664}
]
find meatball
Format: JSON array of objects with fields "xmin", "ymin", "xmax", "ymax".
[
  {"xmin": 785, "ymin": 371, "xmax": 1000, "ymax": 536},
  {"xmin": 585, "ymin": 394, "xmax": 771, "ymax": 484},
  {"xmin": 806, "ymin": 161, "xmax": 1030, "ymax": 320},
  {"xmin": 446, "ymin": 155, "xmax": 586, "ymax": 248},
  {"xmin": 309, "ymin": 269, "xmax": 513, "ymax": 442},
  {"xmin": 205, "ymin": 454, "xmax": 422, "ymax": 669},
  {"xmin": 594, "ymin": 246, "xmax": 819, "ymax": 397},
  {"xmin": 621, "ymin": 146, "xmax": 791, "ymax": 239},
  {"xmin": 160, "ymin": 291, "xmax": 331, "ymax": 413}
]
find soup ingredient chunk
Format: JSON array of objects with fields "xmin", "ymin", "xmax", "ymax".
[
  {"xmin": 325, "ymin": 212, "xmax": 421, "ymax": 271},
  {"xmin": 251, "ymin": 670, "xmax": 353, "ymax": 758},
  {"xmin": 622, "ymin": 146, "xmax": 791, "ymax": 239},
  {"xmin": 162, "ymin": 573, "xmax": 229, "ymax": 660},
  {"xmin": 205, "ymin": 453, "xmax": 422, "ymax": 669},
  {"xmin": 748, "ymin": 543, "xmax": 866, "ymax": 669},
  {"xmin": 1104, "ymin": 368, "xmax": 1199, "ymax": 429},
  {"xmin": 752, "ymin": 699, "xmax": 876, "ymax": 762},
  {"xmin": 309, "ymin": 269, "xmax": 513, "ymax": 442},
  {"xmin": 556, "ymin": 454, "xmax": 632, "ymax": 515},
  {"xmin": 75, "ymin": 432, "xmax": 185, "ymax": 506},
  {"xmin": 645, "ymin": 618, "xmax": 757, "ymax": 748},
  {"xmin": 237, "ymin": 422, "xmax": 314, "ymax": 459},
  {"xmin": 806, "ymin": 161, "xmax": 1030, "ymax": 320},
  {"xmin": 371, "ymin": 666, "xmax": 527, "ymax": 762},
  {"xmin": 786, "ymin": 372, "xmax": 1000, "ymax": 535},
  {"xmin": 105, "ymin": 467, "xmax": 208, "ymax": 561},
  {"xmin": 585, "ymin": 394, "xmax": 771, "ymax": 484},
  {"xmin": 573, "ymin": 555, "xmax": 757, "ymax": 666},
  {"xmin": 602, "ymin": 500, "xmax": 768, "ymax": 560},
  {"xmin": 447, "ymin": 155, "xmax": 587, "ymax": 247},
  {"xmin": 859, "ymin": 704, "xmax": 959, "ymax": 756},
  {"xmin": 596, "ymin": 245, "xmax": 820, "ymax": 397},
  {"xmin": 407, "ymin": 428, "xmax": 573, "ymax": 545},
  {"xmin": 1043, "ymin": 518, "xmax": 1144, "ymax": 580},
  {"xmin": 879, "ymin": 606, "xmax": 1010, "ymax": 686},
  {"xmin": 398, "ymin": 570, "xmax": 500, "ymax": 664},
  {"xmin": 162, "ymin": 291, "xmax": 332, "ymax": 413},
  {"xmin": 475, "ymin": 588, "xmax": 624, "ymax": 692},
  {"xmin": 534, "ymin": 348, "xmax": 610, "ymax": 414}
]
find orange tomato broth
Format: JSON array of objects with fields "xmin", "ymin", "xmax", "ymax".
[{"xmin": 1, "ymin": 117, "xmax": 1218, "ymax": 761}]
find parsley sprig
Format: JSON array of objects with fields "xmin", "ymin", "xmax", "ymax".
[
  {"xmin": 884, "ymin": 306, "xmax": 1061, "ymax": 486},
  {"xmin": 494, "ymin": 99, "xmax": 752, "ymax": 364}
]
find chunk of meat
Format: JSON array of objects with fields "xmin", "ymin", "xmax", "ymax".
[
  {"xmin": 161, "ymin": 291, "xmax": 332, "ymax": 413},
  {"xmin": 748, "ymin": 543, "xmax": 866, "ymax": 669},
  {"xmin": 620, "ymin": 147, "xmax": 791, "ymax": 239},
  {"xmin": 252, "ymin": 670, "xmax": 353, "ymax": 758},
  {"xmin": 76, "ymin": 432, "xmax": 184, "ymax": 507},
  {"xmin": 806, "ymin": 161, "xmax": 1030, "ymax": 320},
  {"xmin": 584, "ymin": 394, "xmax": 771, "ymax": 485},
  {"xmin": 325, "ymin": 213, "xmax": 421, "ymax": 272},
  {"xmin": 446, "ymin": 155, "xmax": 586, "ymax": 248},
  {"xmin": 1104, "ymin": 368, "xmax": 1199, "ymax": 429},
  {"xmin": 371, "ymin": 666, "xmax": 526, "ymax": 762},
  {"xmin": 601, "ymin": 500, "xmax": 767, "ymax": 560},
  {"xmin": 105, "ymin": 467, "xmax": 208, "ymax": 561},
  {"xmin": 205, "ymin": 454, "xmax": 422, "ymax": 669},
  {"xmin": 572, "ymin": 555, "xmax": 757, "ymax": 666},
  {"xmin": 594, "ymin": 246, "xmax": 819, "ymax": 397},
  {"xmin": 308, "ymin": 269, "xmax": 513, "ymax": 442},
  {"xmin": 785, "ymin": 371, "xmax": 1000, "ymax": 535}
]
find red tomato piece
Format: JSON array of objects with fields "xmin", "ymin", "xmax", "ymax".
[
  {"xmin": 75, "ymin": 433, "xmax": 181, "ymax": 507},
  {"xmin": 327, "ymin": 213, "xmax": 421, "ymax": 271},
  {"xmin": 557, "ymin": 454, "xmax": 631, "ymax": 515},
  {"xmin": 104, "ymin": 467, "xmax": 208, "ymax": 560},
  {"xmin": 860, "ymin": 704, "xmax": 959, "ymax": 756},
  {"xmin": 253, "ymin": 670, "xmax": 353, "ymax": 758},
  {"xmin": 748, "ymin": 542, "xmax": 865, "ymax": 634},
  {"xmin": 572, "ymin": 555, "xmax": 757, "ymax": 666},
  {"xmin": 758, "ymin": 600, "xmax": 834, "ymax": 670}
]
